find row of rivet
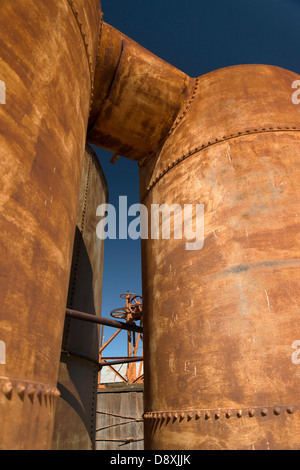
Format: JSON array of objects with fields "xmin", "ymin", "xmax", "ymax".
[
  {"xmin": 144, "ymin": 406, "xmax": 296, "ymax": 421},
  {"xmin": 67, "ymin": 0, "xmax": 95, "ymax": 89},
  {"xmin": 166, "ymin": 77, "xmax": 200, "ymax": 138},
  {"xmin": 0, "ymin": 379, "xmax": 60, "ymax": 399},
  {"xmin": 143, "ymin": 126, "xmax": 300, "ymax": 198}
]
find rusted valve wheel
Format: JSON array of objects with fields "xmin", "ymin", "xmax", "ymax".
[
  {"xmin": 120, "ymin": 292, "xmax": 136, "ymax": 300},
  {"xmin": 110, "ymin": 307, "xmax": 128, "ymax": 319},
  {"xmin": 129, "ymin": 296, "xmax": 143, "ymax": 313}
]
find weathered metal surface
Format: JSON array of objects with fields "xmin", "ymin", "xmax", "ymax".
[
  {"xmin": 0, "ymin": 0, "xmax": 101, "ymax": 449},
  {"xmin": 52, "ymin": 145, "xmax": 108, "ymax": 450},
  {"xmin": 141, "ymin": 64, "xmax": 300, "ymax": 449},
  {"xmin": 96, "ymin": 383, "xmax": 144, "ymax": 450},
  {"xmin": 87, "ymin": 22, "xmax": 193, "ymax": 162}
]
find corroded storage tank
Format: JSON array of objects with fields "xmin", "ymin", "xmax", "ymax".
[
  {"xmin": 0, "ymin": 0, "xmax": 102, "ymax": 450},
  {"xmin": 52, "ymin": 145, "xmax": 108, "ymax": 450},
  {"xmin": 140, "ymin": 65, "xmax": 300, "ymax": 450}
]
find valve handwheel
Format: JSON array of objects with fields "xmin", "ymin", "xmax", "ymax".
[
  {"xmin": 110, "ymin": 307, "xmax": 128, "ymax": 319},
  {"xmin": 110, "ymin": 293, "xmax": 143, "ymax": 320}
]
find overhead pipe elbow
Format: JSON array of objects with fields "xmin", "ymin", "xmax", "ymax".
[{"xmin": 87, "ymin": 22, "xmax": 194, "ymax": 163}]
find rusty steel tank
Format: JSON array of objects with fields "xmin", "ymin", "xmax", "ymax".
[
  {"xmin": 0, "ymin": 0, "xmax": 102, "ymax": 450},
  {"xmin": 2, "ymin": 0, "xmax": 300, "ymax": 450},
  {"xmin": 139, "ymin": 65, "xmax": 300, "ymax": 450}
]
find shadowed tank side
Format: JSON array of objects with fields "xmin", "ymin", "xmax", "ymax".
[
  {"xmin": 140, "ymin": 64, "xmax": 300, "ymax": 449},
  {"xmin": 52, "ymin": 145, "xmax": 108, "ymax": 450}
]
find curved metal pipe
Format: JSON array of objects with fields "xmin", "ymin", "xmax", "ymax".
[{"xmin": 88, "ymin": 22, "xmax": 194, "ymax": 163}]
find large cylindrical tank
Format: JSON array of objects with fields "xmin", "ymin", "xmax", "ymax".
[
  {"xmin": 140, "ymin": 65, "xmax": 300, "ymax": 450},
  {"xmin": 0, "ymin": 0, "xmax": 102, "ymax": 449}
]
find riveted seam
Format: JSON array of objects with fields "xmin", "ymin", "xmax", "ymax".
[
  {"xmin": 0, "ymin": 376, "xmax": 61, "ymax": 400},
  {"xmin": 167, "ymin": 77, "xmax": 200, "ymax": 138},
  {"xmin": 66, "ymin": 0, "xmax": 97, "ymax": 91},
  {"xmin": 142, "ymin": 127, "xmax": 300, "ymax": 201},
  {"xmin": 143, "ymin": 404, "xmax": 297, "ymax": 421}
]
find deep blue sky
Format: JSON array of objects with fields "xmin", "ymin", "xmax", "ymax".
[{"xmin": 94, "ymin": 0, "xmax": 300, "ymax": 361}]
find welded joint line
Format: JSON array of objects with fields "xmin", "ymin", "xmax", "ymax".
[
  {"xmin": 142, "ymin": 127, "xmax": 300, "ymax": 200},
  {"xmin": 104, "ymin": 39, "xmax": 124, "ymax": 104}
]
